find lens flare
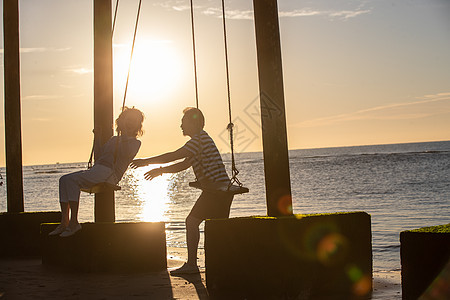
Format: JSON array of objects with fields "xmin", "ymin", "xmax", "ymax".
[
  {"xmin": 278, "ymin": 221, "xmax": 349, "ymax": 265},
  {"xmin": 346, "ymin": 265, "xmax": 372, "ymax": 296},
  {"xmin": 277, "ymin": 194, "xmax": 293, "ymax": 215},
  {"xmin": 347, "ymin": 265, "xmax": 363, "ymax": 282},
  {"xmin": 303, "ymin": 223, "xmax": 344, "ymax": 263},
  {"xmin": 316, "ymin": 232, "xmax": 348, "ymax": 266},
  {"xmin": 421, "ymin": 259, "xmax": 450, "ymax": 299},
  {"xmin": 352, "ymin": 275, "xmax": 372, "ymax": 296}
]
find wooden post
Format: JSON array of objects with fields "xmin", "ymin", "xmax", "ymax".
[
  {"xmin": 3, "ymin": 0, "xmax": 24, "ymax": 213},
  {"xmin": 93, "ymin": 0, "xmax": 115, "ymax": 222},
  {"xmin": 253, "ymin": 0, "xmax": 292, "ymax": 217}
]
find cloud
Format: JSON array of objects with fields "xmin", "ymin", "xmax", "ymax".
[
  {"xmin": 294, "ymin": 93, "xmax": 450, "ymax": 128},
  {"xmin": 279, "ymin": 8, "xmax": 370, "ymax": 19},
  {"xmin": 156, "ymin": 0, "xmax": 190, "ymax": 12},
  {"xmin": 328, "ymin": 10, "xmax": 371, "ymax": 19},
  {"xmin": 23, "ymin": 93, "xmax": 85, "ymax": 101},
  {"xmin": 172, "ymin": 5, "xmax": 190, "ymax": 12},
  {"xmin": 31, "ymin": 118, "xmax": 52, "ymax": 122},
  {"xmin": 155, "ymin": 1, "xmax": 370, "ymax": 21},
  {"xmin": 201, "ymin": 7, "xmax": 370, "ymax": 21},
  {"xmin": 64, "ymin": 67, "xmax": 92, "ymax": 75},
  {"xmin": 0, "ymin": 47, "xmax": 71, "ymax": 54},
  {"xmin": 23, "ymin": 95, "xmax": 61, "ymax": 101},
  {"xmin": 421, "ymin": 92, "xmax": 450, "ymax": 100},
  {"xmin": 70, "ymin": 68, "xmax": 92, "ymax": 75},
  {"xmin": 203, "ymin": 8, "xmax": 253, "ymax": 20}
]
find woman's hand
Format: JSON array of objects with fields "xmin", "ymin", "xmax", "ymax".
[
  {"xmin": 144, "ymin": 168, "xmax": 163, "ymax": 181},
  {"xmin": 130, "ymin": 158, "xmax": 148, "ymax": 169}
]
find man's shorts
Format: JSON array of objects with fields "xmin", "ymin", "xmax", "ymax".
[{"xmin": 188, "ymin": 191, "xmax": 234, "ymax": 220}]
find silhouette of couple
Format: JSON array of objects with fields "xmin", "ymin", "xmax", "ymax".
[{"xmin": 53, "ymin": 106, "xmax": 233, "ymax": 275}]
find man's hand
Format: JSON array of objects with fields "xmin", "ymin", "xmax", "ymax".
[
  {"xmin": 144, "ymin": 168, "xmax": 163, "ymax": 181},
  {"xmin": 130, "ymin": 158, "xmax": 148, "ymax": 169}
]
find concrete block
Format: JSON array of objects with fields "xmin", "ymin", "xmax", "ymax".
[
  {"xmin": 41, "ymin": 222, "xmax": 167, "ymax": 272},
  {"xmin": 400, "ymin": 224, "xmax": 450, "ymax": 299},
  {"xmin": 0, "ymin": 211, "xmax": 61, "ymax": 257},
  {"xmin": 205, "ymin": 212, "xmax": 372, "ymax": 299}
]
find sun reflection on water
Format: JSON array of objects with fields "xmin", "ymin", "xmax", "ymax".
[{"xmin": 126, "ymin": 167, "xmax": 172, "ymax": 222}]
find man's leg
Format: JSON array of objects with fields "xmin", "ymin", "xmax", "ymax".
[
  {"xmin": 169, "ymin": 215, "xmax": 202, "ymax": 275},
  {"xmin": 171, "ymin": 192, "xmax": 216, "ymax": 274},
  {"xmin": 186, "ymin": 215, "xmax": 203, "ymax": 266}
]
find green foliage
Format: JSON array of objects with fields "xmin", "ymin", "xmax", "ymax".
[
  {"xmin": 226, "ymin": 211, "xmax": 368, "ymax": 221},
  {"xmin": 408, "ymin": 223, "xmax": 450, "ymax": 233}
]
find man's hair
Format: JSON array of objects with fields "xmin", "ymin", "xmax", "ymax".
[{"xmin": 183, "ymin": 107, "xmax": 205, "ymax": 130}]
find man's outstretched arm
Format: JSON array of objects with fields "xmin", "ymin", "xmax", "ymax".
[
  {"xmin": 144, "ymin": 158, "xmax": 192, "ymax": 181},
  {"xmin": 131, "ymin": 147, "xmax": 192, "ymax": 168}
]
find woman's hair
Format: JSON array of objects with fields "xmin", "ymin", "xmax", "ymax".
[
  {"xmin": 116, "ymin": 106, "xmax": 145, "ymax": 137},
  {"xmin": 183, "ymin": 107, "xmax": 205, "ymax": 130}
]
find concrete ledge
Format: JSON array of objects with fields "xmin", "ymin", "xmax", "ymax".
[
  {"xmin": 205, "ymin": 211, "xmax": 372, "ymax": 299},
  {"xmin": 400, "ymin": 224, "xmax": 450, "ymax": 299},
  {"xmin": 41, "ymin": 222, "xmax": 167, "ymax": 272},
  {"xmin": 0, "ymin": 211, "xmax": 61, "ymax": 257}
]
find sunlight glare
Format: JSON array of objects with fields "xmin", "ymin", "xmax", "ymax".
[
  {"xmin": 129, "ymin": 167, "xmax": 171, "ymax": 222},
  {"xmin": 114, "ymin": 38, "xmax": 181, "ymax": 103}
]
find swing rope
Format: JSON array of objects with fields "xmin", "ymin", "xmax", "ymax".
[
  {"xmin": 188, "ymin": 0, "xmax": 243, "ymax": 189},
  {"xmin": 122, "ymin": 0, "xmax": 142, "ymax": 112},
  {"xmin": 189, "ymin": 0, "xmax": 199, "ymax": 109},
  {"xmin": 112, "ymin": 0, "xmax": 120, "ymax": 36},
  {"xmin": 220, "ymin": 0, "xmax": 242, "ymax": 188},
  {"xmin": 87, "ymin": 0, "xmax": 141, "ymax": 169}
]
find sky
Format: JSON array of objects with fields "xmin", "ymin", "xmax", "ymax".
[{"xmin": 0, "ymin": 0, "xmax": 449, "ymax": 166}]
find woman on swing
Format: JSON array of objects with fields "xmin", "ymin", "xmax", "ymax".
[
  {"xmin": 49, "ymin": 107, "xmax": 144, "ymax": 237},
  {"xmin": 131, "ymin": 107, "xmax": 234, "ymax": 275}
]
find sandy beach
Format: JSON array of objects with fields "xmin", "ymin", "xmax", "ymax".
[
  {"xmin": 0, "ymin": 247, "xmax": 401, "ymax": 299},
  {"xmin": 0, "ymin": 248, "xmax": 207, "ymax": 300}
]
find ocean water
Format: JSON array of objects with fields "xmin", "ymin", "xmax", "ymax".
[{"xmin": 1, "ymin": 141, "xmax": 449, "ymax": 274}]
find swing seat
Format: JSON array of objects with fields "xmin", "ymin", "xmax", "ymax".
[
  {"xmin": 189, "ymin": 181, "xmax": 249, "ymax": 195},
  {"xmin": 81, "ymin": 182, "xmax": 121, "ymax": 194}
]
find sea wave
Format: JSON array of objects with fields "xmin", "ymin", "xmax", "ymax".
[{"xmin": 374, "ymin": 244, "xmax": 401, "ymax": 252}]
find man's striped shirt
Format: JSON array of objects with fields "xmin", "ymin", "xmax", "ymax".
[{"xmin": 182, "ymin": 130, "xmax": 230, "ymax": 184}]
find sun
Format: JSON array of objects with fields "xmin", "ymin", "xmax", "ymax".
[{"xmin": 113, "ymin": 38, "xmax": 181, "ymax": 104}]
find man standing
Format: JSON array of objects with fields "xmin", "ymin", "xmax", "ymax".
[{"xmin": 131, "ymin": 107, "xmax": 233, "ymax": 274}]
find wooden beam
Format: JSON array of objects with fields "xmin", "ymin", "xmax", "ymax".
[
  {"xmin": 3, "ymin": 0, "xmax": 24, "ymax": 213},
  {"xmin": 93, "ymin": 0, "xmax": 115, "ymax": 222},
  {"xmin": 253, "ymin": 0, "xmax": 292, "ymax": 216}
]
